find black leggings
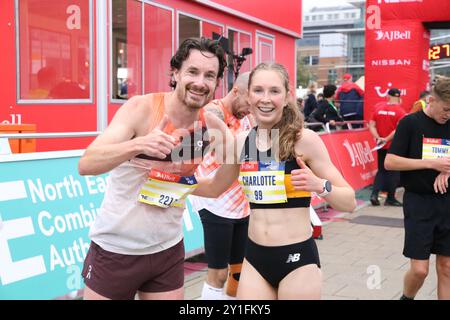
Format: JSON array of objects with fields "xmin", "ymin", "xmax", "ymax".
[{"xmin": 199, "ymin": 209, "xmax": 249, "ymax": 269}]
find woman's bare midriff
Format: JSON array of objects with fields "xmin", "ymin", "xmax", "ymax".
[{"xmin": 248, "ymin": 207, "xmax": 312, "ymax": 246}]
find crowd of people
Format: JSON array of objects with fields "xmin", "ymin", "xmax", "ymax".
[
  {"xmin": 297, "ymin": 73, "xmax": 365, "ymax": 131},
  {"xmin": 77, "ymin": 36, "xmax": 450, "ymax": 301}
]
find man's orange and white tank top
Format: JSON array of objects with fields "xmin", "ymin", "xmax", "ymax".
[
  {"xmin": 89, "ymin": 93, "xmax": 209, "ymax": 255},
  {"xmin": 189, "ymin": 99, "xmax": 253, "ymax": 219}
]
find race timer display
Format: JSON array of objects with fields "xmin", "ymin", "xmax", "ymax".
[{"xmin": 429, "ymin": 43, "xmax": 450, "ymax": 61}]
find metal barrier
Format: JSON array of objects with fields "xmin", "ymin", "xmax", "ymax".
[
  {"xmin": 305, "ymin": 120, "xmax": 367, "ymax": 134},
  {"xmin": 0, "ymin": 132, "xmax": 101, "ymax": 139}
]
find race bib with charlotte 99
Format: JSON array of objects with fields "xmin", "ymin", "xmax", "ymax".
[
  {"xmin": 138, "ymin": 168, "xmax": 198, "ymax": 208},
  {"xmin": 239, "ymin": 161, "xmax": 287, "ymax": 204},
  {"xmin": 422, "ymin": 137, "xmax": 450, "ymax": 159}
]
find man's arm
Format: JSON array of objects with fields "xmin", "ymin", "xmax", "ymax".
[
  {"xmin": 368, "ymin": 120, "xmax": 381, "ymax": 140},
  {"xmin": 193, "ymin": 164, "xmax": 241, "ymax": 198},
  {"xmin": 385, "ymin": 153, "xmax": 450, "ymax": 173},
  {"xmin": 78, "ymin": 96, "xmax": 176, "ymax": 176}
]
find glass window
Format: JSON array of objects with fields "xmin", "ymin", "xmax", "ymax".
[
  {"xmin": 311, "ymin": 56, "xmax": 319, "ymax": 65},
  {"xmin": 352, "ymin": 47, "xmax": 365, "ymax": 64},
  {"xmin": 202, "ymin": 22, "xmax": 222, "ymax": 41},
  {"xmin": 239, "ymin": 33, "xmax": 252, "ymax": 73},
  {"xmin": 328, "ymin": 69, "xmax": 337, "ymax": 84},
  {"xmin": 144, "ymin": 4, "xmax": 173, "ymax": 94},
  {"xmin": 179, "ymin": 14, "xmax": 200, "ymax": 45},
  {"xmin": 112, "ymin": 0, "xmax": 142, "ymax": 100},
  {"xmin": 260, "ymin": 43, "xmax": 273, "ymax": 63},
  {"xmin": 226, "ymin": 30, "xmax": 252, "ymax": 92},
  {"xmin": 227, "ymin": 30, "xmax": 238, "ymax": 92},
  {"xmin": 202, "ymin": 22, "xmax": 224, "ymax": 98},
  {"xmin": 18, "ymin": 0, "xmax": 92, "ymax": 101}
]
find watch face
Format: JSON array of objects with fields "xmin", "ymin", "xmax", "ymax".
[{"xmin": 325, "ymin": 180, "xmax": 332, "ymax": 192}]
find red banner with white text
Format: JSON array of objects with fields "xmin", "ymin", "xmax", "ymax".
[{"xmin": 320, "ymin": 129, "xmax": 378, "ymax": 191}]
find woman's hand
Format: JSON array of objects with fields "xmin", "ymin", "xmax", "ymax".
[{"xmin": 290, "ymin": 157, "xmax": 324, "ymax": 194}]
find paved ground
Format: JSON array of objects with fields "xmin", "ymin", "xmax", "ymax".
[{"xmin": 183, "ymin": 189, "xmax": 439, "ymax": 300}]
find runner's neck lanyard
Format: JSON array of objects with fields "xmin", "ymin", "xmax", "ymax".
[{"xmin": 329, "ymin": 101, "xmax": 338, "ymax": 113}]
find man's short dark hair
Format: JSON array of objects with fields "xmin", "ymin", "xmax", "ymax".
[
  {"xmin": 169, "ymin": 37, "xmax": 227, "ymax": 88},
  {"xmin": 323, "ymin": 84, "xmax": 337, "ymax": 98}
]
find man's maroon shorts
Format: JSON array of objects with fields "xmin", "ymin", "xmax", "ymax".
[{"xmin": 82, "ymin": 240, "xmax": 185, "ymax": 300}]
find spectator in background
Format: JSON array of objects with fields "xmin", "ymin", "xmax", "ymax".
[
  {"xmin": 304, "ymin": 81, "xmax": 318, "ymax": 118},
  {"xmin": 410, "ymin": 90, "xmax": 430, "ymax": 113},
  {"xmin": 297, "ymin": 97, "xmax": 305, "ymax": 114},
  {"xmin": 28, "ymin": 66, "xmax": 57, "ymax": 99},
  {"xmin": 308, "ymin": 84, "xmax": 342, "ymax": 131},
  {"xmin": 335, "ymin": 73, "xmax": 364, "ymax": 127},
  {"xmin": 369, "ymin": 88, "xmax": 406, "ymax": 206},
  {"xmin": 317, "ymin": 93, "xmax": 324, "ymax": 103}
]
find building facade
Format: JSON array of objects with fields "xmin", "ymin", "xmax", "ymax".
[
  {"xmin": 298, "ymin": 0, "xmax": 365, "ymax": 87},
  {"xmin": 0, "ymin": 0, "xmax": 301, "ymax": 151}
]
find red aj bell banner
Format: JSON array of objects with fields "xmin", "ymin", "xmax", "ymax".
[
  {"xmin": 364, "ymin": 20, "xmax": 429, "ymax": 120},
  {"xmin": 320, "ymin": 129, "xmax": 378, "ymax": 191}
]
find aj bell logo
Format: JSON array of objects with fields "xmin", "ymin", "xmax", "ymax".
[
  {"xmin": 375, "ymin": 30, "xmax": 411, "ymax": 41},
  {"xmin": 342, "ymin": 139, "xmax": 375, "ymax": 169},
  {"xmin": 286, "ymin": 253, "xmax": 301, "ymax": 263}
]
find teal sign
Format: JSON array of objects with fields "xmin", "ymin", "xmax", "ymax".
[{"xmin": 0, "ymin": 152, "xmax": 204, "ymax": 299}]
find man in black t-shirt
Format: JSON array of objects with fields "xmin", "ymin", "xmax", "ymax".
[{"xmin": 385, "ymin": 76, "xmax": 450, "ymax": 300}]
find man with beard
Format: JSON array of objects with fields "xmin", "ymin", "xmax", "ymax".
[
  {"xmin": 189, "ymin": 72, "xmax": 254, "ymax": 300},
  {"xmin": 78, "ymin": 38, "xmax": 227, "ymax": 300}
]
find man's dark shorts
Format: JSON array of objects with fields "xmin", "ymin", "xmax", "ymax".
[
  {"xmin": 82, "ymin": 240, "xmax": 184, "ymax": 300},
  {"xmin": 403, "ymin": 191, "xmax": 450, "ymax": 260}
]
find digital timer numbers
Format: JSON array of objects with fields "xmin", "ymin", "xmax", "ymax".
[{"xmin": 429, "ymin": 44, "xmax": 450, "ymax": 61}]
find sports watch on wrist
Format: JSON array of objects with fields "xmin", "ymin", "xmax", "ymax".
[{"xmin": 317, "ymin": 180, "xmax": 332, "ymax": 197}]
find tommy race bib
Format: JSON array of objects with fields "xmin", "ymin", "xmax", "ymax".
[
  {"xmin": 422, "ymin": 137, "xmax": 450, "ymax": 159},
  {"xmin": 239, "ymin": 161, "xmax": 287, "ymax": 204},
  {"xmin": 138, "ymin": 169, "xmax": 198, "ymax": 208}
]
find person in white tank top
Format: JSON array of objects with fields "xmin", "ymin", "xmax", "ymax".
[{"xmin": 78, "ymin": 38, "xmax": 227, "ymax": 300}]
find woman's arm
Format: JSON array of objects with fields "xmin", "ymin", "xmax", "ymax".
[{"xmin": 291, "ymin": 129, "xmax": 357, "ymax": 212}]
